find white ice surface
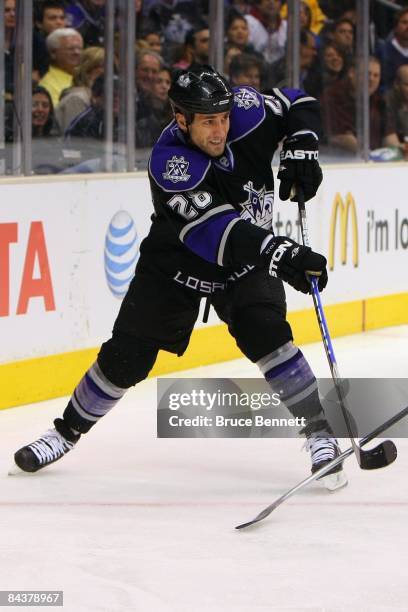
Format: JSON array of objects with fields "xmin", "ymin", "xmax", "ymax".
[{"xmin": 1, "ymin": 326, "xmax": 408, "ymax": 612}]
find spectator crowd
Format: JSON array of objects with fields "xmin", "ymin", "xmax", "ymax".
[{"xmin": 3, "ymin": 0, "xmax": 408, "ymax": 173}]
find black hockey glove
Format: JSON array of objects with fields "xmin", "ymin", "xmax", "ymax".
[
  {"xmin": 277, "ymin": 133, "xmax": 323, "ymax": 202},
  {"xmin": 262, "ymin": 236, "xmax": 328, "ymax": 294}
]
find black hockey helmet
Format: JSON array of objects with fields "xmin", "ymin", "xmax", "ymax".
[{"xmin": 169, "ymin": 65, "xmax": 234, "ymax": 117}]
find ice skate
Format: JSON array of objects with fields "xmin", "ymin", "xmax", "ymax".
[
  {"xmin": 306, "ymin": 435, "xmax": 348, "ymax": 491},
  {"xmin": 10, "ymin": 419, "xmax": 80, "ymax": 474}
]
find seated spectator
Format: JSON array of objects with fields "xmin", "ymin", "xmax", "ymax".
[
  {"xmin": 320, "ymin": 42, "xmax": 348, "ymax": 90},
  {"xmin": 141, "ymin": 31, "xmax": 163, "ymax": 57},
  {"xmin": 281, "ymin": 0, "xmax": 327, "ymax": 35},
  {"xmin": 300, "ymin": 1, "xmax": 313, "ymax": 32},
  {"xmin": 5, "ymin": 85, "xmax": 63, "ymax": 173},
  {"xmin": 33, "ymin": 1, "xmax": 67, "ymax": 81},
  {"xmin": 184, "ymin": 26, "xmax": 210, "ymax": 70},
  {"xmin": 229, "ymin": 53, "xmax": 264, "ymax": 90},
  {"xmin": 136, "ymin": 50, "xmax": 169, "ymax": 144},
  {"xmin": 4, "ymin": 0, "xmax": 15, "ymax": 97},
  {"xmin": 136, "ymin": 66, "xmax": 173, "ymax": 147},
  {"xmin": 319, "ymin": 0, "xmax": 355, "ymax": 22},
  {"xmin": 32, "ymin": 85, "xmax": 59, "ymax": 138},
  {"xmin": 171, "ymin": 31, "xmax": 194, "ymax": 70},
  {"xmin": 227, "ymin": 0, "xmax": 251, "ymax": 15},
  {"xmin": 383, "ymin": 64, "xmax": 408, "ymax": 153},
  {"xmin": 224, "ymin": 46, "xmax": 243, "ymax": 75},
  {"xmin": 299, "ymin": 29, "xmax": 321, "ymax": 97},
  {"xmin": 5, "ymin": 85, "xmax": 57, "ymax": 141},
  {"xmin": 381, "ymin": 8, "xmax": 408, "ymax": 90},
  {"xmin": 245, "ymin": 0, "xmax": 287, "ymax": 65},
  {"xmin": 65, "ymin": 0, "xmax": 105, "ymax": 47},
  {"xmin": 267, "ymin": 29, "xmax": 320, "ymax": 93},
  {"xmin": 136, "ymin": 49, "xmax": 163, "ymax": 95},
  {"xmin": 55, "ymin": 46, "xmax": 104, "ymax": 132},
  {"xmin": 39, "ymin": 28, "xmax": 84, "ymax": 107},
  {"xmin": 65, "ymin": 74, "xmax": 119, "ymax": 140},
  {"xmin": 135, "ymin": 49, "xmax": 164, "ymax": 122},
  {"xmin": 225, "ymin": 12, "xmax": 260, "ymax": 57},
  {"xmin": 172, "ymin": 26, "xmax": 209, "ymax": 70},
  {"xmin": 153, "ymin": 66, "xmax": 172, "ymax": 103},
  {"xmin": 372, "ymin": 0, "xmax": 398, "ymax": 42},
  {"xmin": 322, "ymin": 57, "xmax": 386, "ymax": 154},
  {"xmin": 330, "ymin": 18, "xmax": 354, "ymax": 60},
  {"xmin": 135, "ymin": 0, "xmax": 147, "ymax": 38}
]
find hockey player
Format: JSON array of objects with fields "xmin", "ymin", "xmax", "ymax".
[{"xmin": 13, "ymin": 66, "xmax": 347, "ymax": 490}]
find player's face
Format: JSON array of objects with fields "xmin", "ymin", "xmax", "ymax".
[
  {"xmin": 178, "ymin": 112, "xmax": 230, "ymax": 157},
  {"xmin": 190, "ymin": 112, "xmax": 230, "ymax": 157}
]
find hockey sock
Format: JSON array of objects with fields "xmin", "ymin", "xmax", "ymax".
[
  {"xmin": 257, "ymin": 341, "xmax": 330, "ymax": 436},
  {"xmin": 62, "ymin": 362, "xmax": 128, "ymax": 434}
]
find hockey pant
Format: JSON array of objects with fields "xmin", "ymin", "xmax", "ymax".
[{"xmin": 62, "ymin": 268, "xmax": 326, "ymax": 435}]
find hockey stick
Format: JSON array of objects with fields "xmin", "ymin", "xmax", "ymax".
[
  {"xmin": 236, "ymin": 404, "xmax": 408, "ymax": 529},
  {"xmin": 296, "ymin": 186, "xmax": 397, "ymax": 470}
]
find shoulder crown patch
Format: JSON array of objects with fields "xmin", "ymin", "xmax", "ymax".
[
  {"xmin": 234, "ymin": 88, "xmax": 260, "ymax": 110},
  {"xmin": 162, "ymin": 155, "xmax": 191, "ymax": 183}
]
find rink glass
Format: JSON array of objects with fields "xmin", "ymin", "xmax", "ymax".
[{"xmin": 0, "ymin": 0, "xmax": 386, "ymax": 176}]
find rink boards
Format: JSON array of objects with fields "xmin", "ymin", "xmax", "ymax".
[{"xmin": 0, "ymin": 164, "xmax": 407, "ymax": 409}]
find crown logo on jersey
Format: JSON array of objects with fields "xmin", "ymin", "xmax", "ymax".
[
  {"xmin": 177, "ymin": 74, "xmax": 192, "ymax": 88},
  {"xmin": 240, "ymin": 181, "xmax": 274, "ymax": 228},
  {"xmin": 162, "ymin": 155, "xmax": 191, "ymax": 183},
  {"xmin": 234, "ymin": 88, "xmax": 260, "ymax": 110}
]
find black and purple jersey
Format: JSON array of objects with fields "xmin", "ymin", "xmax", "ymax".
[{"xmin": 142, "ymin": 86, "xmax": 321, "ymax": 291}]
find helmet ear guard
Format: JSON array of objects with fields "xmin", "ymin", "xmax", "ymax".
[
  {"xmin": 170, "ymin": 104, "xmax": 195, "ymax": 126},
  {"xmin": 169, "ymin": 65, "xmax": 234, "ymax": 119}
]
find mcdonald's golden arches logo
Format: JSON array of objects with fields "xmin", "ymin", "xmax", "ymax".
[{"xmin": 329, "ymin": 193, "xmax": 359, "ymax": 270}]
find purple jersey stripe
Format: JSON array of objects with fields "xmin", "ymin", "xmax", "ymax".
[
  {"xmin": 183, "ymin": 212, "xmax": 240, "ymax": 263},
  {"xmin": 281, "ymin": 88, "xmax": 310, "ymax": 104}
]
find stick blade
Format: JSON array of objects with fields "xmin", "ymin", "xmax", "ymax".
[
  {"xmin": 360, "ymin": 439, "xmax": 397, "ymax": 470},
  {"xmin": 235, "ymin": 504, "xmax": 276, "ymax": 529}
]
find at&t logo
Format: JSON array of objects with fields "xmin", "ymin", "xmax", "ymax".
[{"xmin": 104, "ymin": 211, "xmax": 139, "ymax": 299}]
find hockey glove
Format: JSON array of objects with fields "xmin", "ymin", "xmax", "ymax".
[
  {"xmin": 262, "ymin": 236, "xmax": 328, "ymax": 294},
  {"xmin": 277, "ymin": 133, "xmax": 323, "ymax": 202}
]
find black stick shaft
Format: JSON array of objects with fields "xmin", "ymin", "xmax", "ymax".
[{"xmin": 235, "ymin": 405, "xmax": 408, "ymax": 529}]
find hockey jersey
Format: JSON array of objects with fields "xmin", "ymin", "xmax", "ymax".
[{"xmin": 143, "ymin": 85, "xmax": 321, "ymax": 292}]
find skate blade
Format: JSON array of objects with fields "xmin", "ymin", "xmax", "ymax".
[{"xmin": 318, "ymin": 470, "xmax": 348, "ymax": 492}]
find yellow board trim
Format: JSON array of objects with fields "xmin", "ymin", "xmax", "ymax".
[{"xmin": 0, "ymin": 292, "xmax": 406, "ymax": 410}]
